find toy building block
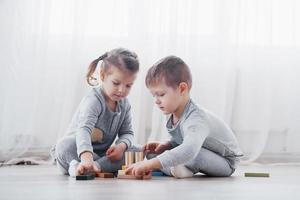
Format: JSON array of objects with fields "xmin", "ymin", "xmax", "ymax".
[
  {"xmin": 122, "ymin": 165, "xmax": 127, "ymax": 170},
  {"xmin": 125, "ymin": 151, "xmax": 134, "ymax": 166},
  {"xmin": 134, "ymin": 152, "xmax": 144, "ymax": 162},
  {"xmin": 117, "ymin": 169, "xmax": 151, "ymax": 180},
  {"xmin": 244, "ymin": 172, "xmax": 270, "ymax": 177},
  {"xmin": 152, "ymin": 171, "xmax": 164, "ymax": 176},
  {"xmin": 117, "ymin": 174, "xmax": 143, "ymax": 180},
  {"xmin": 118, "ymin": 173, "xmax": 151, "ymax": 180},
  {"xmin": 95, "ymin": 172, "xmax": 114, "ymax": 178},
  {"xmin": 118, "ymin": 170, "xmax": 126, "ymax": 175},
  {"xmin": 76, "ymin": 173, "xmax": 95, "ymax": 180}
]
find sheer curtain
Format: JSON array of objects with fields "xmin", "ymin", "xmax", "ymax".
[{"xmin": 0, "ymin": 0, "xmax": 299, "ymax": 164}]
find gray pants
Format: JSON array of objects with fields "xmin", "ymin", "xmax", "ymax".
[
  {"xmin": 150, "ymin": 147, "xmax": 236, "ymax": 177},
  {"xmin": 51, "ymin": 136, "xmax": 137, "ymax": 175}
]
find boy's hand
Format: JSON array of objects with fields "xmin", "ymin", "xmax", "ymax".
[
  {"xmin": 125, "ymin": 160, "xmax": 152, "ymax": 176},
  {"xmin": 106, "ymin": 143, "xmax": 127, "ymax": 161},
  {"xmin": 143, "ymin": 141, "xmax": 171, "ymax": 154},
  {"xmin": 125, "ymin": 158, "xmax": 162, "ymax": 177},
  {"xmin": 76, "ymin": 152, "xmax": 100, "ymax": 176}
]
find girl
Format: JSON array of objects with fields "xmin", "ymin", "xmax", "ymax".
[{"xmin": 52, "ymin": 48, "xmax": 139, "ymax": 177}]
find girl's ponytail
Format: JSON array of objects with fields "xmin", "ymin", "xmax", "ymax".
[{"xmin": 86, "ymin": 52, "xmax": 107, "ymax": 86}]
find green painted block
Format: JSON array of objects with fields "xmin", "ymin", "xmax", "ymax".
[
  {"xmin": 244, "ymin": 172, "xmax": 270, "ymax": 177},
  {"xmin": 76, "ymin": 174, "xmax": 95, "ymax": 180}
]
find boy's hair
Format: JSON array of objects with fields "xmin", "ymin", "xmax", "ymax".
[
  {"xmin": 145, "ymin": 56, "xmax": 192, "ymax": 90},
  {"xmin": 87, "ymin": 48, "xmax": 139, "ymax": 86}
]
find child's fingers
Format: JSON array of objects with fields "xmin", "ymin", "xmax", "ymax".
[
  {"xmin": 125, "ymin": 166, "xmax": 133, "ymax": 175},
  {"xmin": 76, "ymin": 165, "xmax": 84, "ymax": 175},
  {"xmin": 75, "ymin": 167, "xmax": 80, "ymax": 176},
  {"xmin": 154, "ymin": 144, "xmax": 163, "ymax": 152},
  {"xmin": 106, "ymin": 147, "xmax": 114, "ymax": 155},
  {"xmin": 142, "ymin": 144, "xmax": 147, "ymax": 152},
  {"xmin": 93, "ymin": 163, "xmax": 100, "ymax": 172},
  {"xmin": 145, "ymin": 170, "xmax": 151, "ymax": 176},
  {"xmin": 133, "ymin": 168, "xmax": 145, "ymax": 177},
  {"xmin": 144, "ymin": 142, "xmax": 157, "ymax": 152},
  {"xmin": 107, "ymin": 151, "xmax": 121, "ymax": 161}
]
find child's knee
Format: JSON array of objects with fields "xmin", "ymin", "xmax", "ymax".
[{"xmin": 55, "ymin": 136, "xmax": 76, "ymax": 160}]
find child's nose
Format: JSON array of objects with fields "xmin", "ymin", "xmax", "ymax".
[
  {"xmin": 155, "ymin": 98, "xmax": 161, "ymax": 105},
  {"xmin": 118, "ymin": 85, "xmax": 126, "ymax": 93}
]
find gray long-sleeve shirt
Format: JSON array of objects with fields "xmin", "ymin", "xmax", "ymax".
[
  {"xmin": 157, "ymin": 99, "xmax": 243, "ymax": 169},
  {"xmin": 65, "ymin": 87, "xmax": 134, "ymax": 157}
]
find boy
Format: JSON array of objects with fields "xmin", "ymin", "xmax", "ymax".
[{"xmin": 125, "ymin": 56, "xmax": 243, "ymax": 178}]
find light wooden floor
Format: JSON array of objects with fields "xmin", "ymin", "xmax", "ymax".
[{"xmin": 0, "ymin": 164, "xmax": 299, "ymax": 200}]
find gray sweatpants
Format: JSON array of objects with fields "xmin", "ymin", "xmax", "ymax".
[
  {"xmin": 149, "ymin": 147, "xmax": 236, "ymax": 177},
  {"xmin": 51, "ymin": 136, "xmax": 140, "ymax": 175}
]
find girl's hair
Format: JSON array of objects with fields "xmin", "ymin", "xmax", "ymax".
[
  {"xmin": 145, "ymin": 55, "xmax": 192, "ymax": 90},
  {"xmin": 86, "ymin": 48, "xmax": 139, "ymax": 86}
]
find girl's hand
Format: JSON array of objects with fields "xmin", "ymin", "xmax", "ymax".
[
  {"xmin": 76, "ymin": 152, "xmax": 100, "ymax": 175},
  {"xmin": 143, "ymin": 141, "xmax": 171, "ymax": 154},
  {"xmin": 106, "ymin": 143, "xmax": 127, "ymax": 161}
]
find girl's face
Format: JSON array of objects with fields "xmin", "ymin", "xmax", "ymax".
[
  {"xmin": 100, "ymin": 66, "xmax": 137, "ymax": 102},
  {"xmin": 148, "ymin": 81, "xmax": 183, "ymax": 115}
]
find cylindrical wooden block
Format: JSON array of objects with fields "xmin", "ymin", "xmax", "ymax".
[
  {"xmin": 125, "ymin": 151, "xmax": 134, "ymax": 166},
  {"xmin": 135, "ymin": 151, "xmax": 144, "ymax": 163}
]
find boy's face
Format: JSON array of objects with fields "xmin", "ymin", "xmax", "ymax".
[{"xmin": 148, "ymin": 81, "xmax": 183, "ymax": 115}]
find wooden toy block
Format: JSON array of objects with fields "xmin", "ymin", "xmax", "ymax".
[
  {"xmin": 118, "ymin": 170, "xmax": 126, "ymax": 175},
  {"xmin": 76, "ymin": 174, "xmax": 95, "ymax": 180},
  {"xmin": 117, "ymin": 170, "xmax": 152, "ymax": 180},
  {"xmin": 134, "ymin": 152, "xmax": 144, "ymax": 163},
  {"xmin": 95, "ymin": 172, "xmax": 114, "ymax": 178},
  {"xmin": 117, "ymin": 174, "xmax": 143, "ymax": 180},
  {"xmin": 122, "ymin": 165, "xmax": 127, "ymax": 170},
  {"xmin": 117, "ymin": 174, "xmax": 151, "ymax": 180},
  {"xmin": 152, "ymin": 171, "xmax": 164, "ymax": 176},
  {"xmin": 244, "ymin": 172, "xmax": 270, "ymax": 177},
  {"xmin": 125, "ymin": 151, "xmax": 134, "ymax": 166}
]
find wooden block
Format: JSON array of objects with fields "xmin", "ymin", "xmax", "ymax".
[
  {"xmin": 122, "ymin": 165, "xmax": 127, "ymax": 170},
  {"xmin": 134, "ymin": 152, "xmax": 144, "ymax": 163},
  {"xmin": 244, "ymin": 172, "xmax": 270, "ymax": 177},
  {"xmin": 76, "ymin": 174, "xmax": 95, "ymax": 180},
  {"xmin": 118, "ymin": 170, "xmax": 126, "ymax": 176},
  {"xmin": 95, "ymin": 172, "xmax": 114, "ymax": 178},
  {"xmin": 125, "ymin": 151, "xmax": 134, "ymax": 166},
  {"xmin": 117, "ymin": 172, "xmax": 152, "ymax": 180},
  {"xmin": 117, "ymin": 174, "xmax": 143, "ymax": 180},
  {"xmin": 152, "ymin": 171, "xmax": 164, "ymax": 176}
]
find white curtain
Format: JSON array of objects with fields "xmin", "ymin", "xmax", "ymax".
[{"xmin": 0, "ymin": 0, "xmax": 299, "ymax": 164}]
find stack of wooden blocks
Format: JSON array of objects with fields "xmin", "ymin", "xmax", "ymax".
[{"xmin": 117, "ymin": 151, "xmax": 152, "ymax": 180}]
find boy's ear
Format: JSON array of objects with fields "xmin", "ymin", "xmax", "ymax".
[{"xmin": 179, "ymin": 82, "xmax": 188, "ymax": 94}]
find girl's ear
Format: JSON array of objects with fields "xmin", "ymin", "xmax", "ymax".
[
  {"xmin": 99, "ymin": 68, "xmax": 105, "ymax": 81},
  {"xmin": 179, "ymin": 82, "xmax": 188, "ymax": 95}
]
